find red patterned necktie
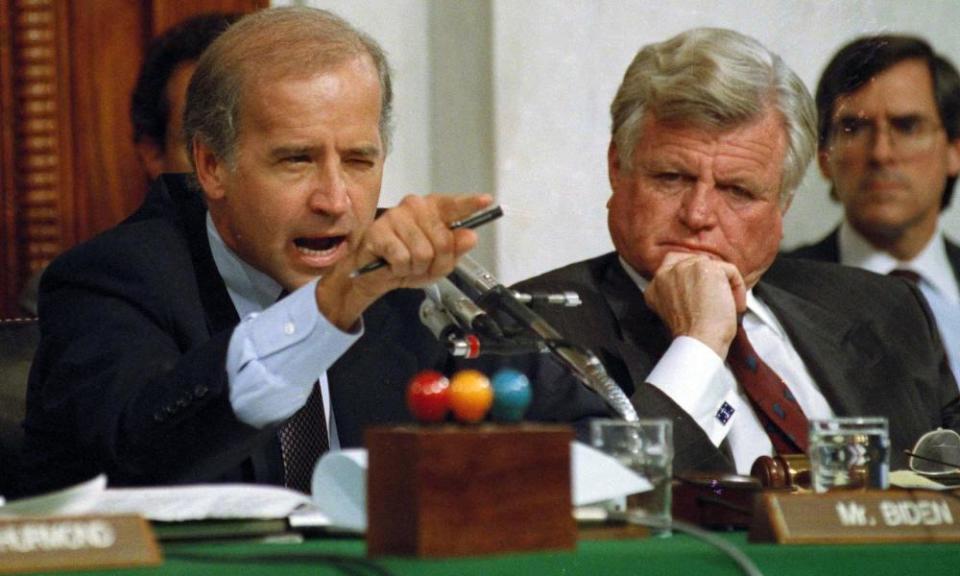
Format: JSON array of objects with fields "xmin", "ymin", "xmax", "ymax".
[
  {"xmin": 726, "ymin": 321, "xmax": 809, "ymax": 454},
  {"xmin": 278, "ymin": 381, "xmax": 329, "ymax": 494}
]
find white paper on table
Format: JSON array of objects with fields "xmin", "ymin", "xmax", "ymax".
[
  {"xmin": 571, "ymin": 441, "xmax": 652, "ymax": 506},
  {"xmin": 310, "ymin": 449, "xmax": 367, "ymax": 532},
  {"xmin": 95, "ymin": 483, "xmax": 313, "ymax": 521},
  {"xmin": 0, "ymin": 474, "xmax": 106, "ymax": 517},
  {"xmin": 0, "ymin": 474, "xmax": 318, "ymax": 522}
]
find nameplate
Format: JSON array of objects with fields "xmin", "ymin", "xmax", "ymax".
[
  {"xmin": 0, "ymin": 515, "xmax": 161, "ymax": 574},
  {"xmin": 749, "ymin": 489, "xmax": 960, "ymax": 544}
]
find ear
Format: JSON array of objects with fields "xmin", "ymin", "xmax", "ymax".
[
  {"xmin": 947, "ymin": 138, "xmax": 960, "ymax": 178},
  {"xmin": 816, "ymin": 148, "xmax": 833, "ymax": 180},
  {"xmin": 780, "ymin": 191, "xmax": 793, "ymax": 215},
  {"xmin": 192, "ymin": 136, "xmax": 228, "ymax": 201},
  {"xmin": 607, "ymin": 141, "xmax": 623, "ymax": 190},
  {"xmin": 135, "ymin": 138, "xmax": 165, "ymax": 180}
]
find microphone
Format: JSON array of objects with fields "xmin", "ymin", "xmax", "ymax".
[
  {"xmin": 429, "ymin": 277, "xmax": 502, "ymax": 337},
  {"xmin": 453, "ymin": 255, "xmax": 639, "ymax": 422},
  {"xmin": 419, "ymin": 288, "xmax": 460, "ymax": 341},
  {"xmin": 419, "ymin": 293, "xmax": 542, "ymax": 358}
]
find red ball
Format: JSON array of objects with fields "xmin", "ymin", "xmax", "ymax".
[
  {"xmin": 449, "ymin": 369, "xmax": 493, "ymax": 423},
  {"xmin": 406, "ymin": 370, "xmax": 451, "ymax": 423}
]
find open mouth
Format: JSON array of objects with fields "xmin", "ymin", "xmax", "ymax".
[{"xmin": 294, "ymin": 236, "xmax": 346, "ymax": 256}]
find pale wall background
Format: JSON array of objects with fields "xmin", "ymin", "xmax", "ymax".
[{"xmin": 279, "ymin": 0, "xmax": 960, "ymax": 284}]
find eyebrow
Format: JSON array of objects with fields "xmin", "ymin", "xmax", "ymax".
[
  {"xmin": 834, "ymin": 112, "xmax": 929, "ymax": 122},
  {"xmin": 269, "ymin": 144, "xmax": 382, "ymax": 160},
  {"xmin": 346, "ymin": 145, "xmax": 383, "ymax": 158}
]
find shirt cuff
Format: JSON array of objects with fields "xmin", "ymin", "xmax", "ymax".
[
  {"xmin": 227, "ymin": 278, "xmax": 363, "ymax": 428},
  {"xmin": 646, "ymin": 336, "xmax": 742, "ymax": 447}
]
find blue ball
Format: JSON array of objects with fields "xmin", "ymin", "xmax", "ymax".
[{"xmin": 491, "ymin": 369, "xmax": 532, "ymax": 422}]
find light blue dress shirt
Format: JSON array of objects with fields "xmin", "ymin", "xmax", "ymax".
[
  {"xmin": 206, "ymin": 214, "xmax": 361, "ymax": 448},
  {"xmin": 838, "ymin": 220, "xmax": 960, "ymax": 389}
]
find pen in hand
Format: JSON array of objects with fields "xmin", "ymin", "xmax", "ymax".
[{"xmin": 349, "ymin": 204, "xmax": 504, "ymax": 278}]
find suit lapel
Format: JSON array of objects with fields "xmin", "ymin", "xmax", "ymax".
[
  {"xmin": 161, "ymin": 176, "xmax": 264, "ymax": 481},
  {"xmin": 597, "ymin": 258, "xmax": 672, "ymax": 391},
  {"xmin": 945, "ymin": 238, "xmax": 960, "ymax": 287},
  {"xmin": 162, "ymin": 176, "xmax": 240, "ymax": 334},
  {"xmin": 754, "ymin": 280, "xmax": 883, "ymax": 415}
]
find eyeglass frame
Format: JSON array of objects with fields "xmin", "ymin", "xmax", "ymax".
[{"xmin": 826, "ymin": 113, "xmax": 946, "ymax": 156}]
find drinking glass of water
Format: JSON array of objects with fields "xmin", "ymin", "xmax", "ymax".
[
  {"xmin": 809, "ymin": 416, "xmax": 889, "ymax": 493},
  {"xmin": 590, "ymin": 418, "xmax": 673, "ymax": 536}
]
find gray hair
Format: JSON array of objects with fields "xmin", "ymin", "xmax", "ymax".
[
  {"xmin": 610, "ymin": 28, "xmax": 816, "ymax": 203},
  {"xmin": 183, "ymin": 6, "xmax": 393, "ymax": 169}
]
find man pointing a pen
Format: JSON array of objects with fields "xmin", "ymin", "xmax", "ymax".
[{"xmin": 19, "ymin": 7, "xmax": 490, "ymax": 497}]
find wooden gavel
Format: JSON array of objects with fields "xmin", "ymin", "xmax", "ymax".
[{"xmin": 750, "ymin": 454, "xmax": 812, "ymax": 489}]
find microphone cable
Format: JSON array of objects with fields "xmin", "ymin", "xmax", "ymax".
[{"xmin": 625, "ymin": 516, "xmax": 765, "ymax": 576}]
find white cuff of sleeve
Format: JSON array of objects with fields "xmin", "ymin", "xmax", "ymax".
[
  {"xmin": 227, "ymin": 278, "xmax": 363, "ymax": 428},
  {"xmin": 646, "ymin": 336, "xmax": 741, "ymax": 447}
]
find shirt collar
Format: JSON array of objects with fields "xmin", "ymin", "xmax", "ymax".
[
  {"xmin": 206, "ymin": 212, "xmax": 284, "ymax": 317},
  {"xmin": 838, "ymin": 219, "xmax": 959, "ymax": 304},
  {"xmin": 616, "ymin": 255, "xmax": 785, "ymax": 339}
]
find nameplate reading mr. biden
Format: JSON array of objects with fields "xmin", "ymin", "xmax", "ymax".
[{"xmin": 749, "ymin": 490, "xmax": 960, "ymax": 544}]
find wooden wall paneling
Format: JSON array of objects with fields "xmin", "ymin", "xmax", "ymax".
[
  {"xmin": 0, "ymin": 0, "xmax": 17, "ymax": 317},
  {"xmin": 150, "ymin": 0, "xmax": 267, "ymax": 36},
  {"xmin": 68, "ymin": 0, "xmax": 148, "ymax": 243},
  {"xmin": 0, "ymin": 0, "xmax": 265, "ymax": 317},
  {"xmin": 1, "ymin": 0, "xmax": 75, "ymax": 318}
]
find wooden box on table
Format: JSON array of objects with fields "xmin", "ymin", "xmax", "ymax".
[{"xmin": 365, "ymin": 424, "xmax": 575, "ymax": 557}]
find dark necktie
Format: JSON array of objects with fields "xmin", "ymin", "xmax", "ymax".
[
  {"xmin": 278, "ymin": 381, "xmax": 329, "ymax": 494},
  {"xmin": 889, "ymin": 268, "xmax": 921, "ymax": 284},
  {"xmin": 726, "ymin": 321, "xmax": 809, "ymax": 454}
]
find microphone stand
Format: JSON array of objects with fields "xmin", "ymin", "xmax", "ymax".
[{"xmin": 453, "ymin": 255, "xmax": 640, "ymax": 422}]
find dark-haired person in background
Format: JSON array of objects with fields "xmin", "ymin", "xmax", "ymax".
[
  {"xmin": 787, "ymin": 35, "xmax": 960, "ymax": 386},
  {"xmin": 131, "ymin": 12, "xmax": 242, "ymax": 179},
  {"xmin": 18, "ymin": 13, "xmax": 240, "ymax": 316}
]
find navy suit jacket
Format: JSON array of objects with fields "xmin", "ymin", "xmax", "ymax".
[
  {"xmin": 20, "ymin": 175, "xmax": 449, "ymax": 496},
  {"xmin": 513, "ymin": 252, "xmax": 960, "ymax": 474}
]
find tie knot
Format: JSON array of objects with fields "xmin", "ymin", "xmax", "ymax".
[{"xmin": 888, "ymin": 269, "xmax": 921, "ymax": 285}]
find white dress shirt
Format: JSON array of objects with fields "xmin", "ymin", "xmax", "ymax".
[
  {"xmin": 620, "ymin": 258, "xmax": 834, "ymax": 474},
  {"xmin": 207, "ymin": 213, "xmax": 361, "ymax": 449},
  {"xmin": 838, "ymin": 220, "xmax": 960, "ymax": 388}
]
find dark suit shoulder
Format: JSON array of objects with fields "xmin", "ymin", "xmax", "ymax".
[
  {"xmin": 513, "ymin": 252, "xmax": 618, "ymax": 292},
  {"xmin": 763, "ymin": 256, "xmax": 939, "ymax": 334},
  {"xmin": 781, "ymin": 229, "xmax": 839, "ymax": 263}
]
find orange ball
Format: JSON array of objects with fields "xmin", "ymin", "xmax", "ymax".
[{"xmin": 448, "ymin": 369, "xmax": 493, "ymax": 423}]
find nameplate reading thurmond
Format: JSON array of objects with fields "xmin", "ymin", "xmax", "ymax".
[
  {"xmin": 0, "ymin": 514, "xmax": 161, "ymax": 574},
  {"xmin": 749, "ymin": 489, "xmax": 960, "ymax": 544}
]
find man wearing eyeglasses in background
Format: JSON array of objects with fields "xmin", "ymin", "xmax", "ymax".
[{"xmin": 788, "ymin": 35, "xmax": 960, "ymax": 386}]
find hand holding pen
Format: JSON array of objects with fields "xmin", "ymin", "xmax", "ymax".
[{"xmin": 350, "ymin": 204, "xmax": 503, "ymax": 278}]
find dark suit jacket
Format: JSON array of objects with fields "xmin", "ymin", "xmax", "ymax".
[
  {"xmin": 19, "ymin": 175, "xmax": 449, "ymax": 496},
  {"xmin": 513, "ymin": 252, "xmax": 960, "ymax": 474},
  {"xmin": 785, "ymin": 227, "xmax": 960, "ymax": 282}
]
